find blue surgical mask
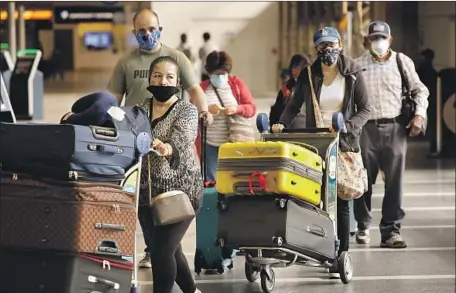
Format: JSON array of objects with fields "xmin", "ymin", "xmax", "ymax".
[
  {"xmin": 136, "ymin": 30, "xmax": 161, "ymax": 51},
  {"xmin": 210, "ymin": 74, "xmax": 228, "ymax": 88}
]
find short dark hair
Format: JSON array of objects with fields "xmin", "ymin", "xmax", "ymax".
[
  {"xmin": 132, "ymin": 9, "xmax": 160, "ymax": 27},
  {"xmin": 205, "ymin": 51, "xmax": 232, "ymax": 74},
  {"xmin": 180, "ymin": 33, "xmax": 187, "ymax": 43},
  {"xmin": 203, "ymin": 32, "xmax": 210, "ymax": 41},
  {"xmin": 288, "ymin": 54, "xmax": 311, "ymax": 72},
  {"xmin": 420, "ymin": 48, "xmax": 435, "ymax": 61},
  {"xmin": 149, "ymin": 56, "xmax": 180, "ymax": 82}
]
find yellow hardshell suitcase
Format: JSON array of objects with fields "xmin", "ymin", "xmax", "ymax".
[{"xmin": 216, "ymin": 141, "xmax": 324, "ymax": 205}]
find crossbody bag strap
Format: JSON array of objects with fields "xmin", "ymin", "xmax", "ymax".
[
  {"xmin": 307, "ymin": 66, "xmax": 325, "ymax": 128},
  {"xmin": 396, "ymin": 52, "xmax": 411, "ymax": 96},
  {"xmin": 212, "ymin": 85, "xmax": 225, "ymax": 107}
]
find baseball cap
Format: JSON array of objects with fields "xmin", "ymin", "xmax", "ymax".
[
  {"xmin": 368, "ymin": 21, "xmax": 391, "ymax": 38},
  {"xmin": 313, "ymin": 27, "xmax": 341, "ymax": 46}
]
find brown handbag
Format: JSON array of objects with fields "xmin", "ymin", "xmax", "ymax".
[{"xmin": 146, "ymin": 156, "xmax": 195, "ymax": 226}]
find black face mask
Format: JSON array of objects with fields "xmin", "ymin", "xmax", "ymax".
[
  {"xmin": 146, "ymin": 86, "xmax": 180, "ymax": 102},
  {"xmin": 318, "ymin": 48, "xmax": 342, "ymax": 66}
]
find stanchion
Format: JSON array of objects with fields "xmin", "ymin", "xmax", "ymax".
[{"xmin": 436, "ymin": 76, "xmax": 442, "ymax": 155}]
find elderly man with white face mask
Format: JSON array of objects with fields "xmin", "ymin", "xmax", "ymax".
[{"xmin": 354, "ymin": 21, "xmax": 429, "ymax": 249}]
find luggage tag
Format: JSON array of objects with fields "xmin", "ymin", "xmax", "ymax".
[{"xmin": 107, "ymin": 106, "xmax": 126, "ymax": 122}]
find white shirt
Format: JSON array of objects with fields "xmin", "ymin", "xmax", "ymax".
[
  {"xmin": 206, "ymin": 84, "xmax": 238, "ymax": 146},
  {"xmin": 319, "ymin": 73, "xmax": 345, "ymax": 127}
]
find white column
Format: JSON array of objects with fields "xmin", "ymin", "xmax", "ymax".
[
  {"xmin": 8, "ymin": 1, "xmax": 16, "ymax": 63},
  {"xmin": 18, "ymin": 5, "xmax": 26, "ymax": 51}
]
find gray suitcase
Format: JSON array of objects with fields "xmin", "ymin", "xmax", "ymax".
[
  {"xmin": 217, "ymin": 195, "xmax": 337, "ymax": 261},
  {"xmin": 0, "ymin": 122, "xmax": 136, "ymax": 181}
]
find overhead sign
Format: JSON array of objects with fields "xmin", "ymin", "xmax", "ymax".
[{"xmin": 53, "ymin": 6, "xmax": 124, "ymax": 24}]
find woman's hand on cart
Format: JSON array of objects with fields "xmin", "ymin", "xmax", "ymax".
[{"xmin": 271, "ymin": 123, "xmax": 285, "ymax": 133}]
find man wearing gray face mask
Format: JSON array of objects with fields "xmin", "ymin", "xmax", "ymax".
[{"xmin": 354, "ymin": 21, "xmax": 429, "ymax": 249}]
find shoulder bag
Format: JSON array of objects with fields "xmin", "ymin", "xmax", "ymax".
[
  {"xmin": 307, "ymin": 66, "xmax": 368, "ymax": 201},
  {"xmin": 212, "ymin": 85, "xmax": 256, "ymax": 143}
]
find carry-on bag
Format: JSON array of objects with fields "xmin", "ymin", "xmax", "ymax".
[
  {"xmin": 0, "ymin": 248, "xmax": 133, "ymax": 293},
  {"xmin": 217, "ymin": 195, "xmax": 337, "ymax": 261},
  {"xmin": 0, "ymin": 173, "xmax": 137, "ymax": 257},
  {"xmin": 194, "ymin": 123, "xmax": 235, "ymax": 274},
  {"xmin": 0, "ymin": 122, "xmax": 136, "ymax": 181},
  {"xmin": 216, "ymin": 141, "xmax": 324, "ymax": 206}
]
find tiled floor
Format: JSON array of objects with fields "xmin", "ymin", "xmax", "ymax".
[{"xmin": 12, "ymin": 73, "xmax": 456, "ymax": 293}]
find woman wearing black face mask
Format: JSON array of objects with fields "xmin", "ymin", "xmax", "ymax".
[
  {"xmin": 272, "ymin": 27, "xmax": 371, "ymax": 278},
  {"xmin": 137, "ymin": 56, "xmax": 203, "ymax": 293}
]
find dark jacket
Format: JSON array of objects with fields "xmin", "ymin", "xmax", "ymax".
[
  {"xmin": 278, "ymin": 54, "xmax": 371, "ymax": 152},
  {"xmin": 269, "ymin": 78, "xmax": 296, "ymax": 126}
]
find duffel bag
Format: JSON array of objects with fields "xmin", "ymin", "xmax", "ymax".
[{"xmin": 0, "ymin": 122, "xmax": 136, "ymax": 181}]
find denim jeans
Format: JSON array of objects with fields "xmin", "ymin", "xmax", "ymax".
[{"xmin": 204, "ymin": 144, "xmax": 219, "ymax": 182}]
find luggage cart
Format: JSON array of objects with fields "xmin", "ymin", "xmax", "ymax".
[
  {"xmin": 231, "ymin": 113, "xmax": 353, "ymax": 293},
  {"xmin": 121, "ymin": 158, "xmax": 143, "ymax": 293}
]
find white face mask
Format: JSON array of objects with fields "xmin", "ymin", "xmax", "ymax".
[{"xmin": 371, "ymin": 39, "xmax": 390, "ymax": 57}]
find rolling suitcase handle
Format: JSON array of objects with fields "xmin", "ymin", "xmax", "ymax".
[
  {"xmin": 200, "ymin": 119, "xmax": 210, "ymax": 184},
  {"xmin": 88, "ymin": 275, "xmax": 120, "ymax": 290}
]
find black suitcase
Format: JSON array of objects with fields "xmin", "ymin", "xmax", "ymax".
[
  {"xmin": 0, "ymin": 122, "xmax": 136, "ymax": 181},
  {"xmin": 0, "ymin": 248, "xmax": 133, "ymax": 293},
  {"xmin": 217, "ymin": 196, "xmax": 337, "ymax": 261}
]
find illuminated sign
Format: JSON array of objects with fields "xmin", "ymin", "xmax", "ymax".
[
  {"xmin": 53, "ymin": 6, "xmax": 124, "ymax": 24},
  {"xmin": 0, "ymin": 10, "xmax": 53, "ymax": 21}
]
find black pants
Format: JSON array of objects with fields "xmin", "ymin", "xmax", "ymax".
[
  {"xmin": 151, "ymin": 219, "xmax": 196, "ymax": 293},
  {"xmin": 337, "ymin": 198, "xmax": 350, "ymax": 255},
  {"xmin": 354, "ymin": 122, "xmax": 407, "ymax": 240}
]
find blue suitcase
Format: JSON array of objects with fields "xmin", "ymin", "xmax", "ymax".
[{"xmin": 194, "ymin": 125, "xmax": 235, "ymax": 275}]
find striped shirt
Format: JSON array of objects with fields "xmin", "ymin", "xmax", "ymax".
[
  {"xmin": 355, "ymin": 50, "xmax": 429, "ymax": 120},
  {"xmin": 206, "ymin": 84, "xmax": 238, "ymax": 146}
]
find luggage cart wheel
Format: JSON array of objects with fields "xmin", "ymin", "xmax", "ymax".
[
  {"xmin": 260, "ymin": 268, "xmax": 275, "ymax": 293},
  {"xmin": 338, "ymin": 251, "xmax": 353, "ymax": 284},
  {"xmin": 228, "ymin": 263, "xmax": 234, "ymax": 270},
  {"xmin": 244, "ymin": 261, "xmax": 260, "ymax": 283},
  {"xmin": 130, "ymin": 285, "xmax": 141, "ymax": 293}
]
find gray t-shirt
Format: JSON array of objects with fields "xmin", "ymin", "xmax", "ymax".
[{"xmin": 107, "ymin": 43, "xmax": 198, "ymax": 107}]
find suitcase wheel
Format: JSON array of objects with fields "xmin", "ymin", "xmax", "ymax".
[
  {"xmin": 272, "ymin": 237, "xmax": 283, "ymax": 246},
  {"xmin": 216, "ymin": 238, "xmax": 225, "ymax": 248},
  {"xmin": 338, "ymin": 251, "xmax": 353, "ymax": 284},
  {"xmin": 217, "ymin": 263, "xmax": 225, "ymax": 274},
  {"xmin": 260, "ymin": 268, "xmax": 276, "ymax": 293}
]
